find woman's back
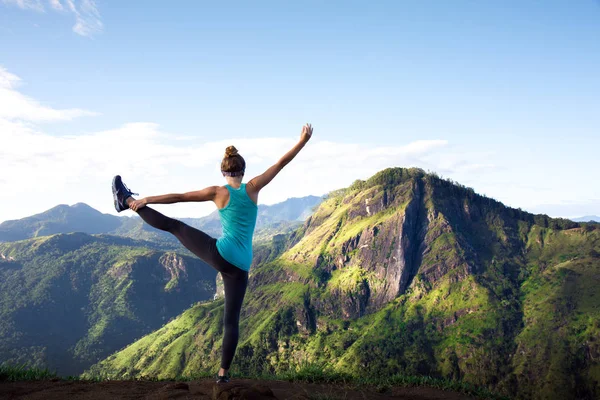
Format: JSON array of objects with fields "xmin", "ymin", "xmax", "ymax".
[{"xmin": 216, "ymin": 183, "xmax": 258, "ymax": 271}]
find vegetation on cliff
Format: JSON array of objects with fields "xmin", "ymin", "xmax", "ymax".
[
  {"xmin": 0, "ymin": 233, "xmax": 217, "ymax": 376},
  {"xmin": 84, "ymin": 168, "xmax": 599, "ymax": 399}
]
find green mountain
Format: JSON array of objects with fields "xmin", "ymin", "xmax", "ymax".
[
  {"xmin": 0, "ymin": 233, "xmax": 217, "ymax": 376},
  {"xmin": 84, "ymin": 168, "xmax": 600, "ymax": 400},
  {"xmin": 0, "ymin": 203, "xmax": 122, "ymax": 242},
  {"xmin": 0, "ymin": 196, "xmax": 323, "ymax": 244}
]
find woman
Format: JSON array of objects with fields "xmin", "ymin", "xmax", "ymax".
[{"xmin": 111, "ymin": 123, "xmax": 313, "ymax": 383}]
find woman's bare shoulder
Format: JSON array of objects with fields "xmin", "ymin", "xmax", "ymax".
[{"xmin": 214, "ymin": 185, "xmax": 230, "ymax": 209}]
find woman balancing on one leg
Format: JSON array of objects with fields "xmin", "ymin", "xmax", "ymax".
[{"xmin": 111, "ymin": 123, "xmax": 313, "ymax": 383}]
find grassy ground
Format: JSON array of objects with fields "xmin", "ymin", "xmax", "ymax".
[
  {"xmin": 0, "ymin": 363, "xmax": 510, "ymax": 400},
  {"xmin": 0, "ymin": 364, "xmax": 59, "ymax": 381}
]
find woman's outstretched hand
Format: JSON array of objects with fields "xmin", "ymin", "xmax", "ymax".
[
  {"xmin": 129, "ymin": 198, "xmax": 147, "ymax": 212},
  {"xmin": 300, "ymin": 123, "xmax": 313, "ymax": 143}
]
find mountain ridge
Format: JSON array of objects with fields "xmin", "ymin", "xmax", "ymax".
[
  {"xmin": 0, "ymin": 195, "xmax": 323, "ymax": 243},
  {"xmin": 84, "ymin": 167, "xmax": 600, "ymax": 400}
]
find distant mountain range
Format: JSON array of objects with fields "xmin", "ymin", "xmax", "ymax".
[
  {"xmin": 0, "ymin": 196, "xmax": 324, "ymax": 243},
  {"xmin": 572, "ymin": 215, "xmax": 600, "ymax": 223},
  {"xmin": 0, "ymin": 203, "xmax": 122, "ymax": 242}
]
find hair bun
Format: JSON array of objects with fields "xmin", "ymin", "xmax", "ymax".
[{"xmin": 225, "ymin": 145, "xmax": 238, "ymax": 157}]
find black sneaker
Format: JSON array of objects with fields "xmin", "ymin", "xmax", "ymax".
[
  {"xmin": 112, "ymin": 175, "xmax": 138, "ymax": 212},
  {"xmin": 216, "ymin": 374, "xmax": 229, "ymax": 384}
]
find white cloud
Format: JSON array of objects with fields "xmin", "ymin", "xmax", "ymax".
[
  {"xmin": 48, "ymin": 0, "xmax": 62, "ymax": 10},
  {"xmin": 2, "ymin": 0, "xmax": 44, "ymax": 11},
  {"xmin": 65, "ymin": 0, "xmax": 102, "ymax": 36},
  {"xmin": 1, "ymin": 0, "xmax": 102, "ymax": 36},
  {"xmin": 0, "ymin": 66, "xmax": 507, "ymax": 223},
  {"xmin": 0, "ymin": 114, "xmax": 491, "ymax": 223},
  {"xmin": 3, "ymin": 65, "xmax": 594, "ymax": 224},
  {"xmin": 0, "ymin": 67, "xmax": 98, "ymax": 121},
  {"xmin": 0, "ymin": 67, "xmax": 21, "ymax": 88}
]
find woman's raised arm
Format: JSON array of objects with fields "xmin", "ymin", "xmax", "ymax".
[{"xmin": 247, "ymin": 124, "xmax": 313, "ymax": 194}]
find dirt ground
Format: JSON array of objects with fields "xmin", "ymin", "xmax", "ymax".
[{"xmin": 0, "ymin": 378, "xmax": 477, "ymax": 400}]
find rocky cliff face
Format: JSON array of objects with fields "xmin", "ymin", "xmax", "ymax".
[
  {"xmin": 159, "ymin": 253, "xmax": 191, "ymax": 291},
  {"xmin": 280, "ymin": 170, "xmax": 497, "ymax": 320}
]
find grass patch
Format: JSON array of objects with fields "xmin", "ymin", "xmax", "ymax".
[
  {"xmin": 276, "ymin": 361, "xmax": 354, "ymax": 384},
  {"xmin": 231, "ymin": 366, "xmax": 508, "ymax": 400},
  {"xmin": 156, "ymin": 363, "xmax": 507, "ymax": 400},
  {"xmin": 0, "ymin": 364, "xmax": 58, "ymax": 381},
  {"xmin": 4, "ymin": 363, "xmax": 508, "ymax": 399}
]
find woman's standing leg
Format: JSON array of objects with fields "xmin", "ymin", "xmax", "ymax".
[
  {"xmin": 136, "ymin": 203, "xmax": 249, "ymax": 373},
  {"xmin": 219, "ymin": 268, "xmax": 249, "ymax": 373}
]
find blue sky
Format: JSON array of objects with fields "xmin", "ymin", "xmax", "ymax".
[{"xmin": 1, "ymin": 0, "xmax": 599, "ymax": 222}]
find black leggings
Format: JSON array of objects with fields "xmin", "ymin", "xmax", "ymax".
[{"xmin": 137, "ymin": 206, "xmax": 248, "ymax": 370}]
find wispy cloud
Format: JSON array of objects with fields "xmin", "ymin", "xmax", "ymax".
[
  {"xmin": 0, "ymin": 66, "xmax": 467, "ymax": 222},
  {"xmin": 48, "ymin": 0, "xmax": 62, "ymax": 10},
  {"xmin": 64, "ymin": 0, "xmax": 102, "ymax": 37},
  {"xmin": 1, "ymin": 65, "xmax": 576, "ymax": 224},
  {"xmin": 0, "ymin": 67, "xmax": 21, "ymax": 88},
  {"xmin": 1, "ymin": 0, "xmax": 102, "ymax": 36},
  {"xmin": 0, "ymin": 117, "xmax": 463, "ymax": 223},
  {"xmin": 0, "ymin": 66, "xmax": 98, "ymax": 121},
  {"xmin": 2, "ymin": 0, "xmax": 44, "ymax": 12}
]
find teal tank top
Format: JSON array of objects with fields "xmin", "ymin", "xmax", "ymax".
[{"xmin": 216, "ymin": 183, "xmax": 258, "ymax": 271}]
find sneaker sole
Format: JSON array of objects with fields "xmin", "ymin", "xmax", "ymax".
[{"xmin": 112, "ymin": 175, "xmax": 124, "ymax": 213}]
